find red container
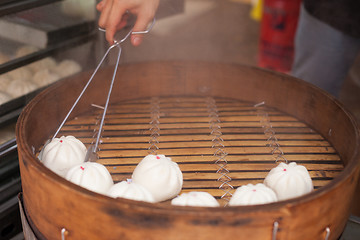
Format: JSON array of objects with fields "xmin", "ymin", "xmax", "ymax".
[{"xmin": 258, "ymin": 0, "xmax": 302, "ymax": 72}]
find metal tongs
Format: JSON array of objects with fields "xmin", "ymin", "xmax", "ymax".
[{"xmin": 51, "ymin": 18, "xmax": 156, "ymax": 162}]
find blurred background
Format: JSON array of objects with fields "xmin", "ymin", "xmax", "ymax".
[{"xmin": 108, "ymin": 0, "xmax": 360, "ymax": 121}]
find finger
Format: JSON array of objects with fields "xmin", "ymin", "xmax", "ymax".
[
  {"xmin": 130, "ymin": 0, "xmax": 159, "ymax": 46},
  {"xmin": 96, "ymin": 0, "xmax": 106, "ymax": 11},
  {"xmin": 131, "ymin": 15, "xmax": 153, "ymax": 46},
  {"xmin": 116, "ymin": 17, "xmax": 128, "ymax": 31},
  {"xmin": 105, "ymin": 3, "xmax": 128, "ymax": 44},
  {"xmin": 98, "ymin": 0, "xmax": 113, "ymax": 29}
]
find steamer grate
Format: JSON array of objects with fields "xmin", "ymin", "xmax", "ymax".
[{"xmin": 58, "ymin": 96, "xmax": 344, "ymax": 206}]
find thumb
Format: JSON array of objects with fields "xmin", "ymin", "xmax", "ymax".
[{"xmin": 131, "ymin": 15, "xmax": 154, "ymax": 46}]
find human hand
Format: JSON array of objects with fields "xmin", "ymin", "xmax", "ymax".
[{"xmin": 97, "ymin": 0, "xmax": 160, "ymax": 46}]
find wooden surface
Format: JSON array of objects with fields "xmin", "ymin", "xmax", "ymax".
[{"xmin": 16, "ymin": 61, "xmax": 360, "ymax": 240}]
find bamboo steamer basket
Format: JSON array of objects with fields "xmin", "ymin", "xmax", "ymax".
[{"xmin": 16, "ymin": 61, "xmax": 360, "ymax": 240}]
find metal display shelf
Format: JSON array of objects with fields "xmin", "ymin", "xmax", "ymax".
[
  {"xmin": 0, "ymin": 139, "xmax": 21, "ymax": 240},
  {"xmin": 0, "ymin": 0, "xmax": 61, "ymax": 17},
  {"xmin": 0, "ymin": 31, "xmax": 98, "ymax": 128}
]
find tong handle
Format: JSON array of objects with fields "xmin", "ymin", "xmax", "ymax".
[
  {"xmin": 52, "ymin": 18, "xmax": 156, "ymax": 142},
  {"xmin": 98, "ymin": 17, "xmax": 156, "ymax": 45},
  {"xmin": 90, "ymin": 45, "xmax": 121, "ymax": 158}
]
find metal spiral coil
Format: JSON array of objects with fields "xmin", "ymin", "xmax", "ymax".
[
  {"xmin": 206, "ymin": 97, "xmax": 233, "ymax": 204},
  {"xmin": 148, "ymin": 97, "xmax": 160, "ymax": 155},
  {"xmin": 255, "ymin": 102, "xmax": 288, "ymax": 164}
]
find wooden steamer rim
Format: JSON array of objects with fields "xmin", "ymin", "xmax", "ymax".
[{"xmin": 16, "ymin": 61, "xmax": 360, "ymax": 240}]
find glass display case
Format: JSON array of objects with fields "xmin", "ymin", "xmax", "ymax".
[{"xmin": 0, "ymin": 1, "xmax": 97, "ymax": 239}]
